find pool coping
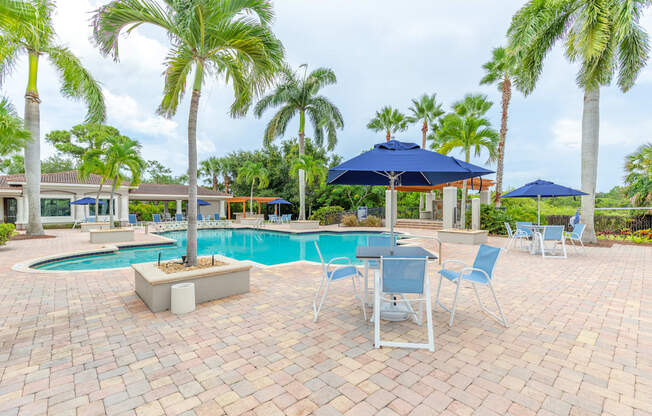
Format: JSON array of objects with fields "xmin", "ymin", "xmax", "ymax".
[{"xmin": 14, "ymin": 227, "xmax": 418, "ymax": 274}]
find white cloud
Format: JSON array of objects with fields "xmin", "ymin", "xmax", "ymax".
[{"xmin": 103, "ymin": 89, "xmax": 178, "ymax": 138}]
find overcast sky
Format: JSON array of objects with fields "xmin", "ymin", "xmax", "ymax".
[{"xmin": 4, "ymin": 0, "xmax": 652, "ymax": 192}]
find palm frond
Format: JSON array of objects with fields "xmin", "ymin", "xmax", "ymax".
[{"xmin": 157, "ymin": 44, "xmax": 195, "ymax": 118}]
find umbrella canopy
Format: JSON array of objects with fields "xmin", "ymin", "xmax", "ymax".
[
  {"xmin": 70, "ymin": 197, "xmax": 106, "ymax": 205},
  {"xmin": 266, "ymin": 198, "xmax": 292, "ymax": 205},
  {"xmin": 502, "ymin": 179, "xmax": 587, "ymax": 225},
  {"xmin": 328, "ymin": 140, "xmax": 494, "ymax": 244},
  {"xmin": 196, "ymin": 199, "xmax": 211, "ymax": 206}
]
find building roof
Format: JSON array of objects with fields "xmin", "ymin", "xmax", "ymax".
[
  {"xmin": 0, "ymin": 170, "xmax": 126, "ymax": 187},
  {"xmin": 130, "ymin": 183, "xmax": 229, "ymax": 197}
]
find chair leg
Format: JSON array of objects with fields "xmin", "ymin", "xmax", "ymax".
[
  {"xmin": 579, "ymin": 239, "xmax": 586, "ymax": 254},
  {"xmin": 561, "ymin": 239, "xmax": 567, "ymax": 258},
  {"xmin": 434, "ymin": 274, "xmax": 444, "ymax": 312},
  {"xmin": 374, "ymin": 271, "xmax": 381, "ymax": 349},
  {"xmin": 424, "ymin": 276, "xmax": 435, "ymax": 352},
  {"xmin": 449, "ymin": 278, "xmax": 462, "ymax": 327},
  {"xmin": 352, "ymin": 273, "xmax": 367, "ymax": 321},
  {"xmin": 313, "ymin": 276, "xmax": 330, "ymax": 323},
  {"xmin": 487, "ymin": 280, "xmax": 508, "ymax": 327}
]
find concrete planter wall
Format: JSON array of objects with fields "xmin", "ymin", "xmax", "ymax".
[
  {"xmin": 133, "ymin": 255, "xmax": 251, "ymax": 312},
  {"xmin": 89, "ymin": 228, "xmax": 135, "ymax": 243},
  {"xmin": 234, "ymin": 213, "xmax": 263, "ymax": 223},
  {"xmin": 81, "ymin": 222, "xmax": 110, "ymax": 232},
  {"xmin": 289, "ymin": 220, "xmax": 320, "ymax": 230},
  {"xmin": 438, "ymin": 229, "xmax": 488, "ymax": 245}
]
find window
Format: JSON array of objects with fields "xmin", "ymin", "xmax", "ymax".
[
  {"xmin": 41, "ymin": 198, "xmax": 71, "ymax": 217},
  {"xmin": 88, "ymin": 199, "xmax": 115, "ymax": 216}
]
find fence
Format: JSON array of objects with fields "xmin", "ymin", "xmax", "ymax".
[{"xmin": 545, "ymin": 214, "xmax": 652, "ymax": 233}]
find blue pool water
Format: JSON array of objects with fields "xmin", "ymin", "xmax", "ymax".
[{"xmin": 35, "ymin": 229, "xmax": 387, "ymax": 271}]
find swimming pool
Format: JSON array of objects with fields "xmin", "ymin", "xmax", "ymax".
[{"xmin": 34, "ymin": 229, "xmax": 388, "ymax": 271}]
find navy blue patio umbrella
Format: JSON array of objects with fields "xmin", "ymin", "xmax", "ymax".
[
  {"xmin": 70, "ymin": 197, "xmax": 106, "ymax": 205},
  {"xmin": 267, "ymin": 198, "xmax": 292, "ymax": 216},
  {"xmin": 502, "ymin": 179, "xmax": 587, "ymax": 225},
  {"xmin": 328, "ymin": 140, "xmax": 494, "ymax": 244},
  {"xmin": 196, "ymin": 199, "xmax": 211, "ymax": 206}
]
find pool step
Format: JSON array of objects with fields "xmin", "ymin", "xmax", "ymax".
[{"xmin": 394, "ymin": 219, "xmax": 443, "ymax": 230}]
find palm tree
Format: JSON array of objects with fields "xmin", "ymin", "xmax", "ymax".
[
  {"xmin": 199, "ymin": 156, "xmax": 222, "ymax": 191},
  {"xmin": 254, "ymin": 64, "xmax": 343, "ymax": 221},
  {"xmin": 624, "ymin": 143, "xmax": 652, "ymax": 205},
  {"xmin": 102, "ymin": 135, "xmax": 145, "ymax": 228},
  {"xmin": 453, "ymin": 94, "xmax": 493, "ymax": 118},
  {"xmin": 407, "ymin": 94, "xmax": 444, "ymax": 209},
  {"xmin": 507, "ymin": 1, "xmax": 651, "ymax": 243},
  {"xmin": 432, "ymin": 111, "xmax": 498, "ymax": 228},
  {"xmin": 367, "ymin": 106, "xmax": 408, "ymax": 141},
  {"xmin": 93, "ymin": 0, "xmax": 284, "ymax": 265},
  {"xmin": 238, "ymin": 161, "xmax": 269, "ymax": 215},
  {"xmin": 1, "ymin": 0, "xmax": 106, "ymax": 235},
  {"xmin": 480, "ymin": 47, "xmax": 520, "ymax": 207},
  {"xmin": 290, "ymin": 154, "xmax": 327, "ymax": 217},
  {"xmin": 0, "ymin": 97, "xmax": 31, "ymax": 157}
]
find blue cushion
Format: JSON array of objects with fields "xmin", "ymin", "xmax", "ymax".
[
  {"xmin": 328, "ymin": 266, "xmax": 358, "ymax": 280},
  {"xmin": 438, "ymin": 268, "xmax": 489, "ymax": 284}
]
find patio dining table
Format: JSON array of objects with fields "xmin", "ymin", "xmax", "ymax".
[
  {"xmin": 356, "ymin": 246, "xmax": 437, "ymax": 322},
  {"xmin": 522, "ymin": 224, "xmax": 550, "ymax": 254}
]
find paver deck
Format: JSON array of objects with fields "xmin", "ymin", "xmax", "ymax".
[{"xmin": 0, "ymin": 228, "xmax": 650, "ymax": 415}]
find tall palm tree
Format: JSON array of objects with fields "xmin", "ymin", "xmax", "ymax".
[
  {"xmin": 93, "ymin": 0, "xmax": 284, "ymax": 265},
  {"xmin": 1, "ymin": 0, "xmax": 106, "ymax": 235},
  {"xmin": 0, "ymin": 97, "xmax": 31, "ymax": 157},
  {"xmin": 507, "ymin": 0, "xmax": 651, "ymax": 243},
  {"xmin": 624, "ymin": 143, "xmax": 652, "ymax": 205},
  {"xmin": 102, "ymin": 135, "xmax": 144, "ymax": 228},
  {"xmin": 367, "ymin": 106, "xmax": 408, "ymax": 141},
  {"xmin": 254, "ymin": 64, "xmax": 343, "ymax": 220},
  {"xmin": 238, "ymin": 161, "xmax": 269, "ymax": 215},
  {"xmin": 199, "ymin": 156, "xmax": 222, "ymax": 191},
  {"xmin": 480, "ymin": 47, "xmax": 520, "ymax": 207},
  {"xmin": 290, "ymin": 154, "xmax": 327, "ymax": 217},
  {"xmin": 407, "ymin": 94, "xmax": 444, "ymax": 209},
  {"xmin": 432, "ymin": 112, "xmax": 498, "ymax": 227}
]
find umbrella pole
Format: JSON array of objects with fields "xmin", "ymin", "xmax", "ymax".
[
  {"xmin": 537, "ymin": 195, "xmax": 541, "ymax": 225},
  {"xmin": 390, "ymin": 174, "xmax": 395, "ymax": 250}
]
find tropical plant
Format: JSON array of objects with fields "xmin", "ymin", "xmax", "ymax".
[
  {"xmin": 254, "ymin": 64, "xmax": 343, "ymax": 220},
  {"xmin": 624, "ymin": 143, "xmax": 652, "ymax": 205},
  {"xmin": 238, "ymin": 161, "xmax": 269, "ymax": 215},
  {"xmin": 45, "ymin": 124, "xmax": 117, "ymax": 160},
  {"xmin": 199, "ymin": 156, "xmax": 223, "ymax": 192},
  {"xmin": 480, "ymin": 47, "xmax": 520, "ymax": 206},
  {"xmin": 507, "ymin": 0, "xmax": 651, "ymax": 242},
  {"xmin": 0, "ymin": 223, "xmax": 16, "ymax": 246},
  {"xmin": 367, "ymin": 106, "xmax": 408, "ymax": 141},
  {"xmin": 452, "ymin": 94, "xmax": 493, "ymax": 118},
  {"xmin": 290, "ymin": 154, "xmax": 327, "ymax": 188},
  {"xmin": 93, "ymin": 0, "xmax": 284, "ymax": 265},
  {"xmin": 0, "ymin": 97, "xmax": 31, "ymax": 157},
  {"xmin": 1, "ymin": 0, "xmax": 106, "ymax": 235},
  {"xmin": 431, "ymin": 104, "xmax": 499, "ymax": 227}
]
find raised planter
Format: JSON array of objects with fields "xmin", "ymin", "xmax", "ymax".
[
  {"xmin": 81, "ymin": 222, "xmax": 110, "ymax": 232},
  {"xmin": 438, "ymin": 229, "xmax": 488, "ymax": 245},
  {"xmin": 240, "ymin": 218, "xmax": 261, "ymax": 226},
  {"xmin": 289, "ymin": 220, "xmax": 320, "ymax": 230},
  {"xmin": 89, "ymin": 228, "xmax": 134, "ymax": 244},
  {"xmin": 133, "ymin": 255, "xmax": 251, "ymax": 312},
  {"xmin": 234, "ymin": 213, "xmax": 263, "ymax": 224}
]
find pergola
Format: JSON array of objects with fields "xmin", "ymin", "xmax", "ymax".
[
  {"xmin": 394, "ymin": 177, "xmax": 495, "ymax": 193},
  {"xmin": 227, "ymin": 196, "xmax": 279, "ymax": 219}
]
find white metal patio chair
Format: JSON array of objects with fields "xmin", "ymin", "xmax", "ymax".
[
  {"xmin": 538, "ymin": 225, "xmax": 567, "ymax": 258},
  {"xmin": 436, "ymin": 244, "xmax": 508, "ymax": 328},
  {"xmin": 374, "ymin": 257, "xmax": 434, "ymax": 352},
  {"xmin": 312, "ymin": 242, "xmax": 367, "ymax": 323},
  {"xmin": 564, "ymin": 223, "xmax": 586, "ymax": 254},
  {"xmin": 504, "ymin": 222, "xmax": 529, "ymax": 251}
]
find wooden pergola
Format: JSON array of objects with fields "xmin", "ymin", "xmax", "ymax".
[
  {"xmin": 227, "ymin": 196, "xmax": 279, "ymax": 219},
  {"xmin": 394, "ymin": 177, "xmax": 495, "ymax": 193}
]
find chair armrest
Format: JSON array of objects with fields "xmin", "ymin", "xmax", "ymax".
[
  {"xmin": 460, "ymin": 267, "xmax": 491, "ymax": 281},
  {"xmin": 326, "ymin": 257, "xmax": 353, "ymax": 269},
  {"xmin": 441, "ymin": 259, "xmax": 467, "ymax": 270}
]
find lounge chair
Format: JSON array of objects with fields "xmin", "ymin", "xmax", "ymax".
[
  {"xmin": 564, "ymin": 223, "xmax": 586, "ymax": 254},
  {"xmin": 538, "ymin": 225, "xmax": 567, "ymax": 258},
  {"xmin": 128, "ymin": 214, "xmax": 143, "ymax": 228},
  {"xmin": 152, "ymin": 214, "xmax": 162, "ymax": 223},
  {"xmin": 436, "ymin": 244, "xmax": 508, "ymax": 327},
  {"xmin": 374, "ymin": 257, "xmax": 434, "ymax": 351},
  {"xmin": 312, "ymin": 242, "xmax": 366, "ymax": 323},
  {"xmin": 504, "ymin": 222, "xmax": 529, "ymax": 251}
]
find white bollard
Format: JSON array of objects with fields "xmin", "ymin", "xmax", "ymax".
[{"xmin": 171, "ymin": 282, "xmax": 196, "ymax": 314}]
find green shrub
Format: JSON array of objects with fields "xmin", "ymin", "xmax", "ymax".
[
  {"xmin": 309, "ymin": 206, "xmax": 344, "ymax": 225},
  {"xmin": 341, "ymin": 214, "xmax": 359, "ymax": 227},
  {"xmin": 360, "ymin": 215, "xmax": 382, "ymax": 227},
  {"xmin": 465, "ymin": 205, "xmax": 514, "ymax": 235},
  {"xmin": 0, "ymin": 223, "xmax": 16, "ymax": 245},
  {"xmin": 129, "ymin": 203, "xmax": 163, "ymax": 221}
]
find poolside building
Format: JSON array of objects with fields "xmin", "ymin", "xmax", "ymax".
[{"xmin": 0, "ymin": 170, "xmax": 231, "ymax": 228}]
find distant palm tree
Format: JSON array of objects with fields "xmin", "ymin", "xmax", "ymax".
[
  {"xmin": 480, "ymin": 47, "xmax": 520, "ymax": 207},
  {"xmin": 199, "ymin": 157, "xmax": 222, "ymax": 191},
  {"xmin": 1, "ymin": 0, "xmax": 106, "ymax": 235},
  {"xmin": 367, "ymin": 106, "xmax": 407, "ymax": 141},
  {"xmin": 432, "ymin": 111, "xmax": 498, "ymax": 227},
  {"xmin": 93, "ymin": 0, "xmax": 284, "ymax": 265},
  {"xmin": 254, "ymin": 64, "xmax": 343, "ymax": 220},
  {"xmin": 290, "ymin": 154, "xmax": 327, "ymax": 217},
  {"xmin": 0, "ymin": 97, "xmax": 31, "ymax": 157},
  {"xmin": 452, "ymin": 94, "xmax": 492, "ymax": 118},
  {"xmin": 624, "ymin": 143, "xmax": 652, "ymax": 205},
  {"xmin": 238, "ymin": 161, "xmax": 269, "ymax": 215},
  {"xmin": 103, "ymin": 135, "xmax": 145, "ymax": 228},
  {"xmin": 80, "ymin": 149, "xmax": 109, "ymax": 222},
  {"xmin": 507, "ymin": 0, "xmax": 651, "ymax": 242}
]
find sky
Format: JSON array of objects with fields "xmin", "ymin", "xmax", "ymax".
[{"xmin": 3, "ymin": 0, "xmax": 652, "ymax": 192}]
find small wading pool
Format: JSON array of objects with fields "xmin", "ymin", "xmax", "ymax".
[{"xmin": 34, "ymin": 229, "xmax": 393, "ymax": 271}]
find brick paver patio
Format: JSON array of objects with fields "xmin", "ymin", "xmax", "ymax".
[{"xmin": 0, "ymin": 228, "xmax": 650, "ymax": 415}]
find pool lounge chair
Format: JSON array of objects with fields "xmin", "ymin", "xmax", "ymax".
[
  {"xmin": 72, "ymin": 216, "xmax": 96, "ymax": 229},
  {"xmin": 375, "ymin": 257, "xmax": 434, "ymax": 351},
  {"xmin": 128, "ymin": 214, "xmax": 143, "ymax": 229},
  {"xmin": 564, "ymin": 223, "xmax": 586, "ymax": 254}
]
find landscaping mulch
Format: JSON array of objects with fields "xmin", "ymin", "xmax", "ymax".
[
  {"xmin": 157, "ymin": 257, "xmax": 226, "ymax": 274},
  {"xmin": 10, "ymin": 234, "xmax": 56, "ymax": 241}
]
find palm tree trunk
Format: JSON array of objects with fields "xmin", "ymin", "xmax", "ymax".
[
  {"xmin": 212, "ymin": 174, "xmax": 217, "ymax": 191},
  {"xmin": 95, "ymin": 180, "xmax": 104, "ymax": 222},
  {"xmin": 420, "ymin": 121, "xmax": 428, "ymax": 211},
  {"xmin": 109, "ymin": 174, "xmax": 117, "ymax": 229},
  {"xmin": 580, "ymin": 87, "xmax": 599, "ymax": 243},
  {"xmin": 298, "ymin": 110, "xmax": 306, "ymax": 221},
  {"xmin": 24, "ymin": 51, "xmax": 43, "ymax": 235},
  {"xmin": 494, "ymin": 76, "xmax": 512, "ymax": 207},
  {"xmin": 224, "ymin": 175, "xmax": 230, "ymax": 194},
  {"xmin": 185, "ymin": 66, "xmax": 203, "ymax": 267},
  {"xmin": 461, "ymin": 149, "xmax": 470, "ymax": 228},
  {"xmin": 250, "ymin": 182, "xmax": 254, "ymax": 215},
  {"xmin": 386, "ymin": 129, "xmax": 391, "ymax": 142}
]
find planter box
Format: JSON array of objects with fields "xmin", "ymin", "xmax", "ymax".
[
  {"xmin": 90, "ymin": 228, "xmax": 135, "ymax": 243},
  {"xmin": 133, "ymin": 255, "xmax": 251, "ymax": 312},
  {"xmin": 438, "ymin": 229, "xmax": 488, "ymax": 245},
  {"xmin": 234, "ymin": 213, "xmax": 263, "ymax": 224},
  {"xmin": 289, "ymin": 220, "xmax": 320, "ymax": 230},
  {"xmin": 81, "ymin": 222, "xmax": 110, "ymax": 232}
]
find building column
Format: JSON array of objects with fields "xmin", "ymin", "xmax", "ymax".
[
  {"xmin": 219, "ymin": 200, "xmax": 226, "ymax": 217},
  {"xmin": 385, "ymin": 190, "xmax": 397, "ymax": 227},
  {"xmin": 480, "ymin": 190, "xmax": 491, "ymax": 205},
  {"xmin": 15, "ymin": 196, "xmax": 26, "ymax": 229},
  {"xmin": 119, "ymin": 194, "xmax": 129, "ymax": 226},
  {"xmin": 443, "ymin": 186, "xmax": 457, "ymax": 229},
  {"xmin": 471, "ymin": 198, "xmax": 481, "ymax": 230},
  {"xmin": 0, "ymin": 198, "xmax": 4, "ymax": 223},
  {"xmin": 74, "ymin": 194, "xmax": 85, "ymax": 222},
  {"xmin": 176, "ymin": 200, "xmax": 182, "ymax": 216}
]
